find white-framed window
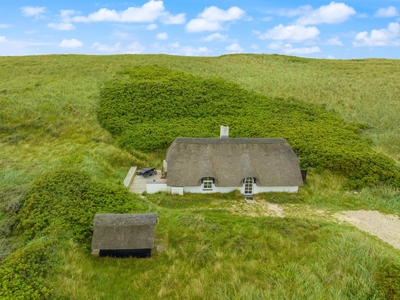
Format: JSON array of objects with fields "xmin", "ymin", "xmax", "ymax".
[
  {"xmin": 202, "ymin": 177, "xmax": 214, "ymax": 190},
  {"xmin": 244, "ymin": 177, "xmax": 254, "ymax": 195}
]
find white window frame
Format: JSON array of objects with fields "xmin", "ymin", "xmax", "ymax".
[
  {"xmin": 202, "ymin": 177, "xmax": 214, "ymax": 190},
  {"xmin": 244, "ymin": 177, "xmax": 254, "ymax": 195}
]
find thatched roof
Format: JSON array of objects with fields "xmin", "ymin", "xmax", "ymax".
[
  {"xmin": 166, "ymin": 138, "xmax": 303, "ymax": 187},
  {"xmin": 92, "ymin": 213, "xmax": 157, "ymax": 251}
]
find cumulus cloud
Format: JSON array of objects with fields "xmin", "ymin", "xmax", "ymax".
[
  {"xmin": 161, "ymin": 13, "xmax": 185, "ymax": 24},
  {"xmin": 259, "ymin": 24, "xmax": 320, "ymax": 42},
  {"xmin": 59, "ymin": 38, "xmax": 83, "ymax": 48},
  {"xmin": 226, "ymin": 43, "xmax": 243, "ymax": 52},
  {"xmin": 92, "ymin": 42, "xmax": 121, "ymax": 52},
  {"xmin": 146, "ymin": 23, "xmax": 158, "ymax": 30},
  {"xmin": 127, "ymin": 42, "xmax": 146, "ymax": 54},
  {"xmin": 186, "ymin": 6, "xmax": 245, "ymax": 32},
  {"xmin": 268, "ymin": 42, "xmax": 320, "ymax": 54},
  {"xmin": 180, "ymin": 46, "xmax": 211, "ymax": 56},
  {"xmin": 327, "ymin": 55, "xmax": 335, "ymax": 59},
  {"xmin": 0, "ymin": 24, "xmax": 12, "ymax": 29},
  {"xmin": 48, "ymin": 23, "xmax": 75, "ymax": 30},
  {"xmin": 203, "ymin": 32, "xmax": 228, "ymax": 42},
  {"xmin": 353, "ymin": 22, "xmax": 400, "ymax": 46},
  {"xmin": 47, "ymin": 10, "xmax": 78, "ymax": 31},
  {"xmin": 282, "ymin": 44, "xmax": 321, "ymax": 54},
  {"xmin": 21, "ymin": 6, "xmax": 46, "ymax": 18},
  {"xmin": 0, "ymin": 36, "xmax": 6, "ymax": 42},
  {"xmin": 156, "ymin": 32, "xmax": 168, "ymax": 40},
  {"xmin": 326, "ymin": 37, "xmax": 343, "ymax": 46},
  {"xmin": 295, "ymin": 2, "xmax": 356, "ymax": 25},
  {"xmin": 374, "ymin": 6, "xmax": 399, "ymax": 18},
  {"xmin": 72, "ymin": 0, "xmax": 183, "ymax": 24}
]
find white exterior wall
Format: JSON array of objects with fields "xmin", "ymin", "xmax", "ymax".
[
  {"xmin": 167, "ymin": 184, "xmax": 299, "ymax": 194},
  {"xmin": 146, "ymin": 182, "xmax": 168, "ymax": 194},
  {"xmin": 253, "ymin": 185, "xmax": 298, "ymax": 193},
  {"xmin": 183, "ymin": 184, "xmax": 238, "ymax": 194}
]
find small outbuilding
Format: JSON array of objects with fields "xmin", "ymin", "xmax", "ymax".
[
  {"xmin": 163, "ymin": 135, "xmax": 303, "ymax": 196},
  {"xmin": 92, "ymin": 213, "xmax": 158, "ymax": 258}
]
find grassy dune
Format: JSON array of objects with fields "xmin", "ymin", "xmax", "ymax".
[{"xmin": 0, "ymin": 54, "xmax": 399, "ymax": 299}]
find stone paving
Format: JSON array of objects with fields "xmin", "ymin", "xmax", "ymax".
[{"xmin": 129, "ymin": 170, "xmax": 162, "ymax": 194}]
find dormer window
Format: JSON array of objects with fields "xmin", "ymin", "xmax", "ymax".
[{"xmin": 202, "ymin": 177, "xmax": 214, "ymax": 190}]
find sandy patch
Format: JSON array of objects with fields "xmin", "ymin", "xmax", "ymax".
[
  {"xmin": 227, "ymin": 200, "xmax": 400, "ymax": 250},
  {"xmin": 334, "ymin": 210, "xmax": 400, "ymax": 250}
]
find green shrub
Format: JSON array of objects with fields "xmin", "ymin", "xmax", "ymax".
[
  {"xmin": 0, "ymin": 238, "xmax": 59, "ymax": 299},
  {"xmin": 18, "ymin": 169, "xmax": 144, "ymax": 241},
  {"xmin": 97, "ymin": 65, "xmax": 400, "ymax": 188}
]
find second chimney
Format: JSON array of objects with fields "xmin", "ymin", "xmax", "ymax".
[{"xmin": 220, "ymin": 126, "xmax": 229, "ymax": 138}]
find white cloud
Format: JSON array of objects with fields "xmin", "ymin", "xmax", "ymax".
[
  {"xmin": 156, "ymin": 32, "xmax": 168, "ymax": 40},
  {"xmin": 60, "ymin": 9, "xmax": 79, "ymax": 22},
  {"xmin": 326, "ymin": 37, "xmax": 343, "ymax": 46},
  {"xmin": 59, "ymin": 38, "xmax": 83, "ymax": 48},
  {"xmin": 259, "ymin": 24, "xmax": 320, "ymax": 42},
  {"xmin": 199, "ymin": 6, "xmax": 245, "ymax": 21},
  {"xmin": 180, "ymin": 46, "xmax": 211, "ymax": 56},
  {"xmin": 295, "ymin": 2, "xmax": 356, "ymax": 25},
  {"xmin": 353, "ymin": 22, "xmax": 400, "ymax": 46},
  {"xmin": 48, "ymin": 23, "xmax": 75, "ymax": 30},
  {"xmin": 186, "ymin": 6, "xmax": 245, "ymax": 32},
  {"xmin": 203, "ymin": 32, "xmax": 228, "ymax": 42},
  {"xmin": 282, "ymin": 44, "xmax": 321, "ymax": 54},
  {"xmin": 21, "ymin": 6, "xmax": 46, "ymax": 18},
  {"xmin": 127, "ymin": 42, "xmax": 146, "ymax": 54},
  {"xmin": 278, "ymin": 5, "xmax": 312, "ymax": 17},
  {"xmin": 92, "ymin": 42, "xmax": 121, "ymax": 52},
  {"xmin": 327, "ymin": 55, "xmax": 335, "ymax": 59},
  {"xmin": 72, "ymin": 0, "xmax": 183, "ymax": 24},
  {"xmin": 0, "ymin": 24, "xmax": 12, "ymax": 29},
  {"xmin": 226, "ymin": 43, "xmax": 243, "ymax": 52},
  {"xmin": 374, "ymin": 6, "xmax": 399, "ymax": 18},
  {"xmin": 146, "ymin": 23, "xmax": 158, "ymax": 30},
  {"xmin": 161, "ymin": 13, "xmax": 185, "ymax": 24},
  {"xmin": 267, "ymin": 42, "xmax": 321, "ymax": 54},
  {"xmin": 186, "ymin": 19, "xmax": 221, "ymax": 32},
  {"xmin": 250, "ymin": 44, "xmax": 259, "ymax": 50},
  {"xmin": 0, "ymin": 36, "xmax": 6, "ymax": 42}
]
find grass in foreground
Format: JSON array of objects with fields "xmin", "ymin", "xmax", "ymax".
[{"xmin": 52, "ymin": 203, "xmax": 400, "ymax": 299}]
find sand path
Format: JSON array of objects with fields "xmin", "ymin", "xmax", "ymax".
[{"xmin": 228, "ymin": 201, "xmax": 400, "ymax": 250}]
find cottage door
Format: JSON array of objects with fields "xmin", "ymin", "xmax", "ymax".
[{"xmin": 244, "ymin": 177, "xmax": 254, "ymax": 195}]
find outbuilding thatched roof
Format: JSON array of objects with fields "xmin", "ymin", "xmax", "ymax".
[
  {"xmin": 92, "ymin": 213, "xmax": 157, "ymax": 251},
  {"xmin": 166, "ymin": 138, "xmax": 303, "ymax": 187}
]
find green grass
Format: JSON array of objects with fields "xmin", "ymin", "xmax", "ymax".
[
  {"xmin": 0, "ymin": 54, "xmax": 399, "ymax": 299},
  {"xmin": 51, "ymin": 207, "xmax": 400, "ymax": 299}
]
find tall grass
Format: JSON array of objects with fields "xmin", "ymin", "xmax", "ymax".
[{"xmin": 52, "ymin": 207, "xmax": 399, "ymax": 299}]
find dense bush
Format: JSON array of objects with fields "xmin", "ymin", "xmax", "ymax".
[
  {"xmin": 98, "ymin": 65, "xmax": 400, "ymax": 188},
  {"xmin": 18, "ymin": 169, "xmax": 143, "ymax": 241},
  {"xmin": 0, "ymin": 238, "xmax": 59, "ymax": 299}
]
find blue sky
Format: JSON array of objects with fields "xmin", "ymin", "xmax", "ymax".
[{"xmin": 1, "ymin": 0, "xmax": 400, "ymax": 58}]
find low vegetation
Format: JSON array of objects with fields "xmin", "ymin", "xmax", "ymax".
[
  {"xmin": 98, "ymin": 65, "xmax": 399, "ymax": 189},
  {"xmin": 0, "ymin": 54, "xmax": 399, "ymax": 299}
]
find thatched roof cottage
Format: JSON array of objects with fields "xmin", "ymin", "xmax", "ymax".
[
  {"xmin": 92, "ymin": 213, "xmax": 157, "ymax": 258},
  {"xmin": 162, "ymin": 134, "xmax": 303, "ymax": 196}
]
